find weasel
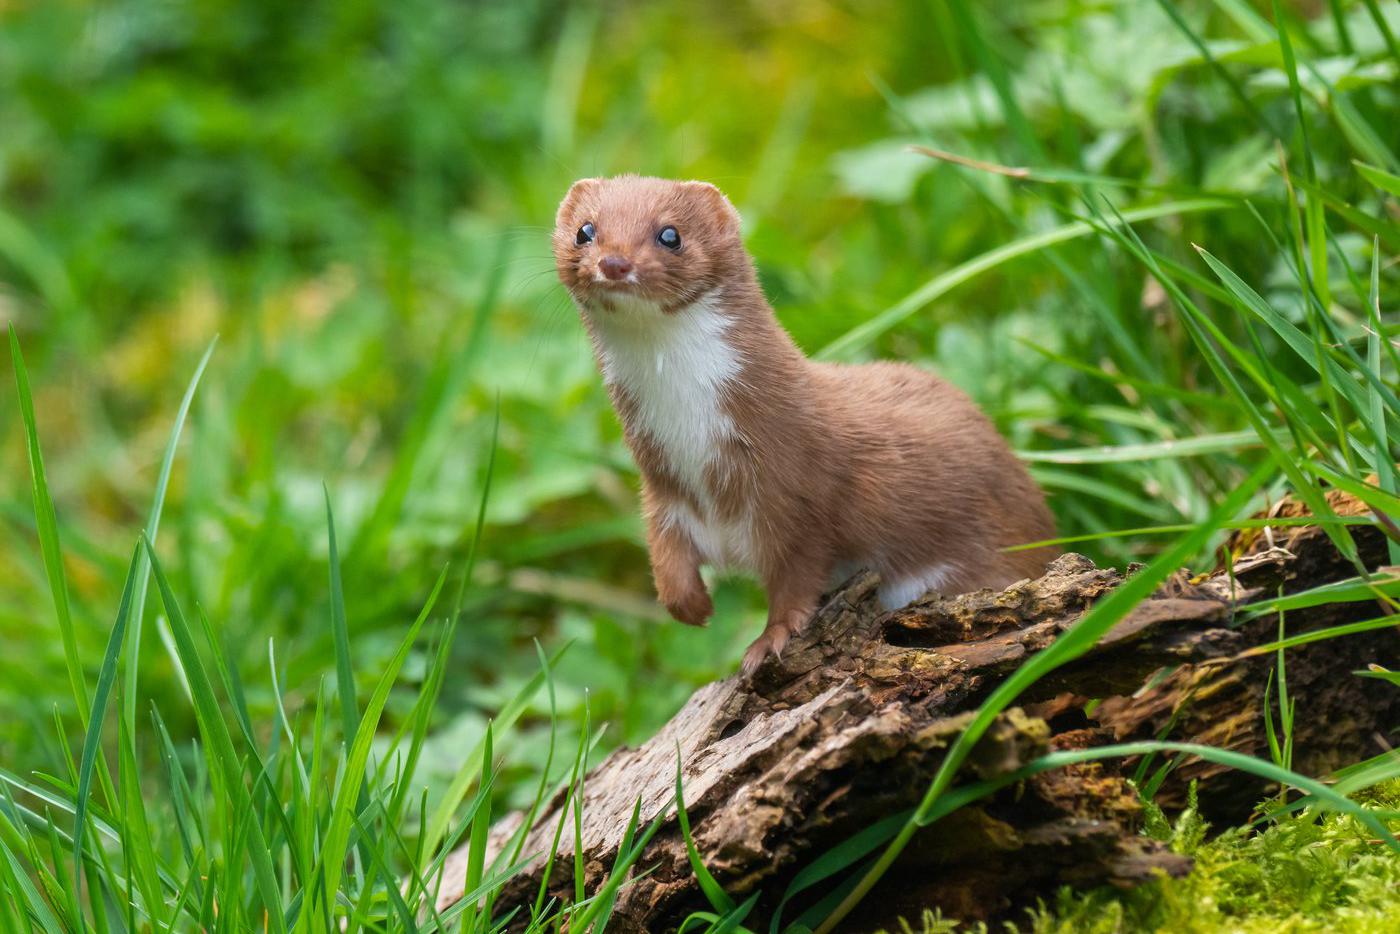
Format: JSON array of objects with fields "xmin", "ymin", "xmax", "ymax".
[{"xmin": 553, "ymin": 175, "xmax": 1059, "ymax": 672}]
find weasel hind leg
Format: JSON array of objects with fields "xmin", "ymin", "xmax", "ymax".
[{"xmin": 743, "ymin": 557, "xmax": 830, "ymax": 674}]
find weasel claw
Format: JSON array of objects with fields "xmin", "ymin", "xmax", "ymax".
[{"xmin": 741, "ymin": 626, "xmax": 793, "ymax": 675}]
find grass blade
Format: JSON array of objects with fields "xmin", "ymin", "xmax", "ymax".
[
  {"xmin": 322, "ymin": 487, "xmax": 375, "ymax": 885},
  {"xmin": 317, "ymin": 566, "xmax": 447, "ymax": 920},
  {"xmin": 325, "ymin": 487, "xmax": 358, "ymax": 744},
  {"xmin": 769, "ymin": 811, "xmax": 908, "ymax": 934},
  {"xmin": 422, "ymin": 653, "xmax": 559, "ymax": 858},
  {"xmin": 591, "ymin": 798, "xmax": 642, "ymax": 932},
  {"xmin": 1240, "ymin": 574, "xmax": 1400, "ymax": 618},
  {"xmin": 72, "ymin": 543, "xmax": 140, "ymax": 903},
  {"xmin": 10, "ymin": 325, "xmax": 88, "ymax": 715},
  {"xmin": 143, "ymin": 536, "xmax": 288, "ymax": 932},
  {"xmin": 675, "ymin": 748, "xmax": 733, "ymax": 913},
  {"xmin": 0, "ymin": 827, "xmax": 65, "ymax": 934},
  {"xmin": 815, "ymin": 199, "xmax": 1232, "ymax": 361},
  {"xmin": 1355, "ymin": 160, "xmax": 1400, "ymax": 198},
  {"xmin": 460, "ymin": 721, "xmax": 495, "ymax": 932},
  {"xmin": 1153, "ymin": 0, "xmax": 1275, "ymax": 136},
  {"xmin": 1247, "ymin": 613, "xmax": 1400, "ymax": 654},
  {"xmin": 569, "ymin": 800, "xmax": 672, "ymax": 933},
  {"xmin": 123, "ymin": 337, "xmax": 217, "ymax": 734},
  {"xmin": 349, "ymin": 248, "xmax": 501, "ymax": 566},
  {"xmin": 1018, "ymin": 429, "xmax": 1267, "ymax": 464}
]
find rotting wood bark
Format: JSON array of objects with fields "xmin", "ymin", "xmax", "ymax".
[{"xmin": 432, "ymin": 492, "xmax": 1400, "ymax": 932}]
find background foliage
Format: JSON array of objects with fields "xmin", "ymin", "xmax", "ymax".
[{"xmin": 2, "ymin": 0, "xmax": 1400, "ymax": 930}]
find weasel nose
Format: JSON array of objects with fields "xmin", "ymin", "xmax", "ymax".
[{"xmin": 599, "ymin": 255, "xmax": 633, "ymax": 281}]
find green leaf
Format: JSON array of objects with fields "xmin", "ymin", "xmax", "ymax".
[
  {"xmin": 944, "ymin": 740, "xmax": 1397, "ymax": 849},
  {"xmin": 116, "ymin": 710, "xmax": 164, "ymax": 927},
  {"xmin": 1196, "ymin": 248, "xmax": 1382, "ymax": 426},
  {"xmin": 1153, "ymin": 0, "xmax": 1275, "ymax": 136},
  {"xmin": 1100, "ymin": 207, "xmax": 1358, "ymax": 566},
  {"xmin": 1307, "ymin": 461, "xmax": 1400, "ymax": 516},
  {"xmin": 1360, "ymin": 0, "xmax": 1400, "ymax": 65}
]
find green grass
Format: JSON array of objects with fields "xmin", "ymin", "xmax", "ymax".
[
  {"xmin": 878, "ymin": 782, "xmax": 1400, "ymax": 933},
  {"xmin": 2, "ymin": 0, "xmax": 1400, "ymax": 930}
]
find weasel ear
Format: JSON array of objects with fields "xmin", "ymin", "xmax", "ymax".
[
  {"xmin": 556, "ymin": 178, "xmax": 600, "ymax": 226},
  {"xmin": 682, "ymin": 181, "xmax": 742, "ymax": 234}
]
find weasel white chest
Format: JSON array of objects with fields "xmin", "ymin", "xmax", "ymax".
[{"xmin": 589, "ymin": 290, "xmax": 758, "ymax": 572}]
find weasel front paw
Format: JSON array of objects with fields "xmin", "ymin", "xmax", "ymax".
[{"xmin": 662, "ymin": 585, "xmax": 713, "ymax": 627}]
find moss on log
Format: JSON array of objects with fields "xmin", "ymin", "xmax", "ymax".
[{"xmin": 433, "ymin": 492, "xmax": 1400, "ymax": 931}]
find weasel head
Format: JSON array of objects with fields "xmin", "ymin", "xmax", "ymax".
[{"xmin": 553, "ymin": 175, "xmax": 745, "ymax": 314}]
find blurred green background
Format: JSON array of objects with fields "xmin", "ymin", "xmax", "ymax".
[{"xmin": 1, "ymin": 0, "xmax": 1396, "ymax": 812}]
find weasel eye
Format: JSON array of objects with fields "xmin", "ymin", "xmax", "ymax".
[
  {"xmin": 657, "ymin": 226, "xmax": 681, "ymax": 250},
  {"xmin": 576, "ymin": 222, "xmax": 595, "ymax": 246}
]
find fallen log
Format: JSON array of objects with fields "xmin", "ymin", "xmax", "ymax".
[{"xmin": 434, "ymin": 493, "xmax": 1400, "ymax": 931}]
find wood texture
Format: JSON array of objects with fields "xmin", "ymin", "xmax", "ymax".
[{"xmin": 433, "ymin": 496, "xmax": 1400, "ymax": 931}]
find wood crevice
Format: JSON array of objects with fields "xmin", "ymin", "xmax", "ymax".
[{"xmin": 432, "ymin": 491, "xmax": 1400, "ymax": 931}]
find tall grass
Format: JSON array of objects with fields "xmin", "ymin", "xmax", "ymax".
[
  {"xmin": 5, "ymin": 330, "xmax": 685, "ymax": 931},
  {"xmin": 2, "ymin": 0, "xmax": 1400, "ymax": 931},
  {"xmin": 805, "ymin": 2, "xmax": 1400, "ymax": 928}
]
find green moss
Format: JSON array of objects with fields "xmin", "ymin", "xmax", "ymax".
[{"xmin": 882, "ymin": 782, "xmax": 1400, "ymax": 934}]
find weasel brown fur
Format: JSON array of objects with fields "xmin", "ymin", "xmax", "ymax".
[{"xmin": 553, "ymin": 175, "xmax": 1058, "ymax": 672}]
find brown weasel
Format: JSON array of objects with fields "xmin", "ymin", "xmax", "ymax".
[{"xmin": 553, "ymin": 175, "xmax": 1059, "ymax": 672}]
